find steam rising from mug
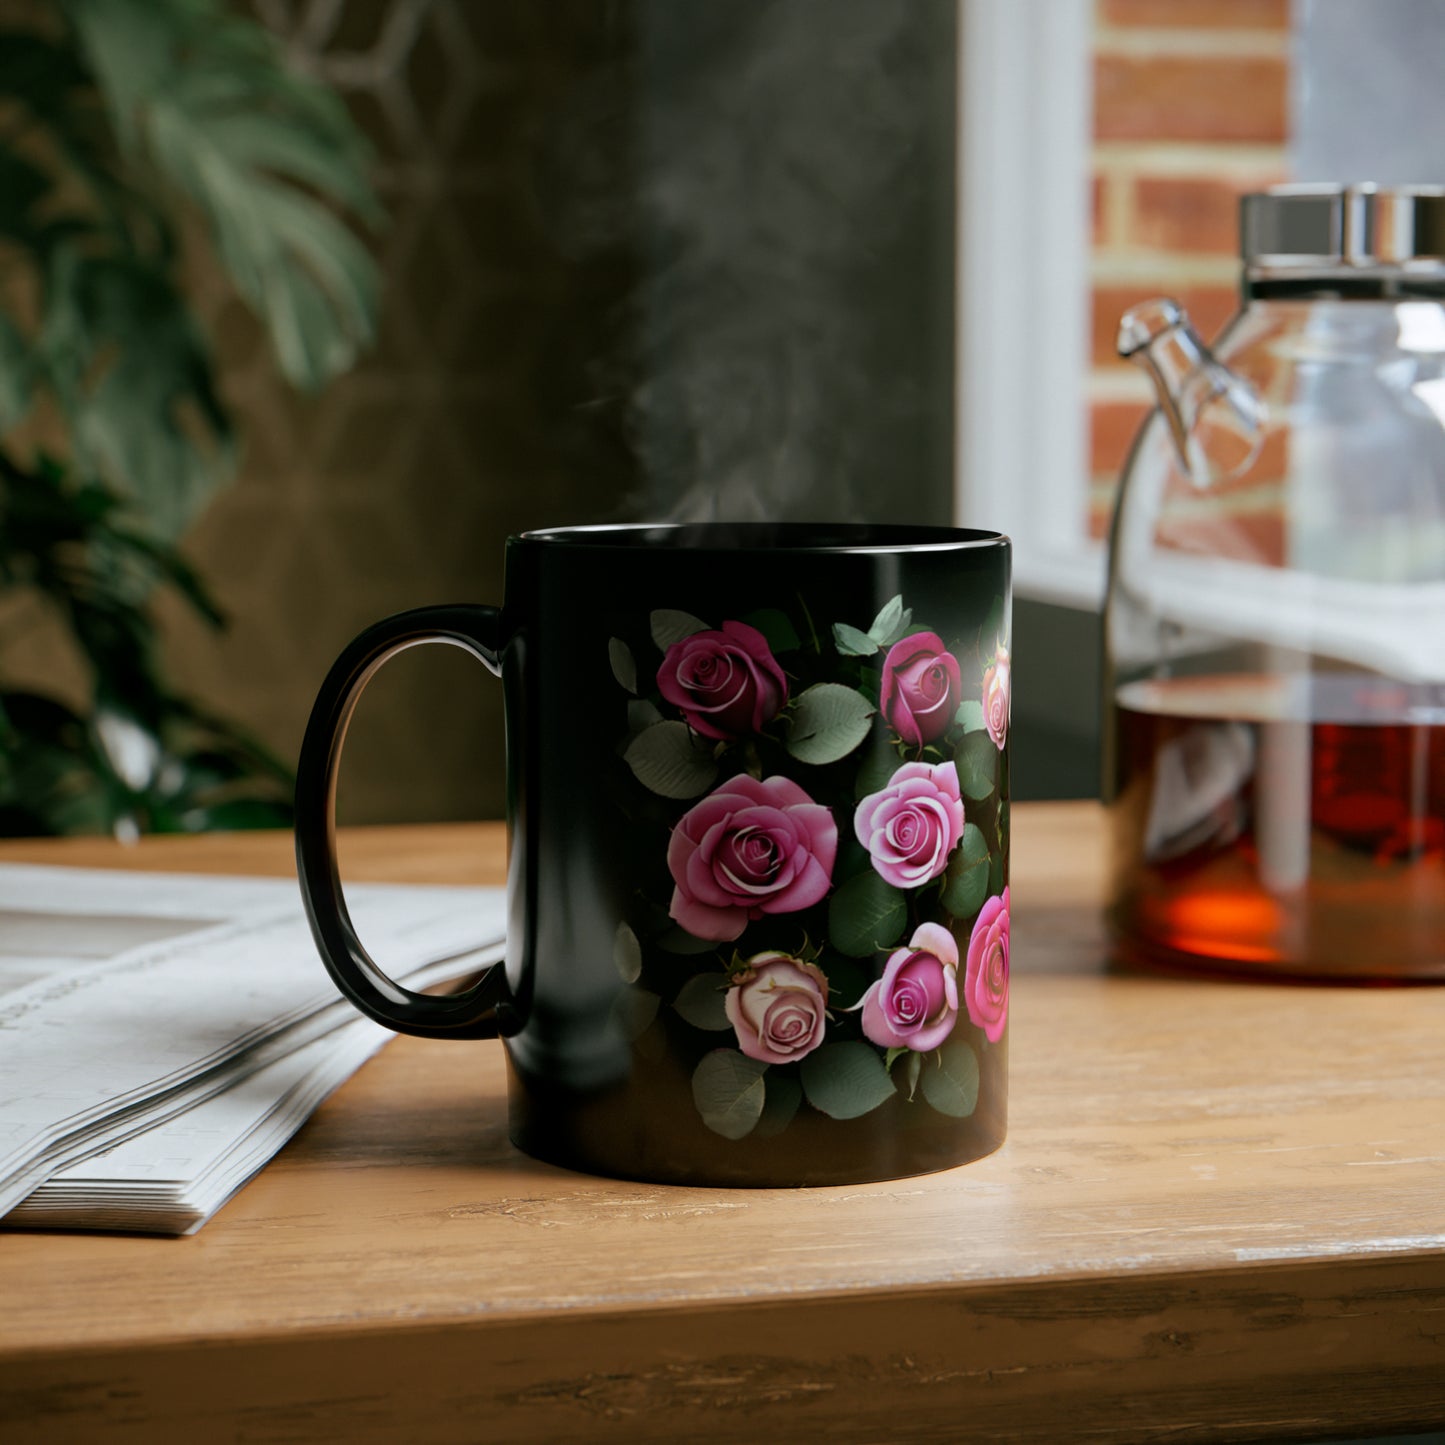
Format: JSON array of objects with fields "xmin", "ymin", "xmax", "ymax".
[{"xmin": 532, "ymin": 0, "xmax": 955, "ymax": 525}]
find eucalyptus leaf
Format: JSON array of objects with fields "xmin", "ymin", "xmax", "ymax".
[
  {"xmin": 673, "ymin": 972, "xmax": 733, "ymax": 1030},
  {"xmin": 743, "ymin": 608, "xmax": 801, "ymax": 653},
  {"xmin": 692, "ymin": 1050, "xmax": 768, "ymax": 1139},
  {"xmin": 786, "ymin": 683, "xmax": 874, "ymax": 766},
  {"xmin": 832, "ymin": 621, "xmax": 878, "ymax": 657},
  {"xmin": 827, "ymin": 869, "xmax": 907, "ymax": 958},
  {"xmin": 800, "ymin": 1041, "xmax": 898, "ymax": 1120},
  {"xmin": 955, "ymin": 699, "xmax": 986, "ymax": 733},
  {"xmin": 623, "ymin": 721, "xmax": 718, "ymax": 799},
  {"xmin": 920, "ymin": 1037, "xmax": 980, "ymax": 1118},
  {"xmin": 955, "ymin": 730, "xmax": 1000, "ymax": 802},
  {"xmin": 942, "ymin": 823, "xmax": 991, "ymax": 919},
  {"xmin": 650, "ymin": 609, "xmax": 709, "ymax": 651},
  {"xmin": 612, "ymin": 921, "xmax": 643, "ymax": 984},
  {"xmin": 753, "ymin": 1072, "xmax": 803, "ymax": 1139},
  {"xmin": 608, "ymin": 638, "xmax": 638, "ymax": 694}
]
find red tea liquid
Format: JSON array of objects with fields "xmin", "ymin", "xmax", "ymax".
[{"xmin": 1110, "ymin": 674, "xmax": 1445, "ymax": 979}]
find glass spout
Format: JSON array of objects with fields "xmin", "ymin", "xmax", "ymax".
[{"xmin": 1117, "ymin": 297, "xmax": 1265, "ymax": 487}]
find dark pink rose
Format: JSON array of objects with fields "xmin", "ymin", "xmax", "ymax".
[
  {"xmin": 657, "ymin": 621, "xmax": 788, "ymax": 741},
  {"xmin": 982, "ymin": 644, "xmax": 1010, "ymax": 752},
  {"xmin": 854, "ymin": 760, "xmax": 964, "ymax": 889},
  {"xmin": 880, "ymin": 632, "xmax": 962, "ymax": 746},
  {"xmin": 964, "ymin": 887, "xmax": 1009, "ymax": 1042},
  {"xmin": 725, "ymin": 952, "xmax": 830, "ymax": 1065},
  {"xmin": 667, "ymin": 775, "xmax": 837, "ymax": 941},
  {"xmin": 859, "ymin": 922, "xmax": 960, "ymax": 1052}
]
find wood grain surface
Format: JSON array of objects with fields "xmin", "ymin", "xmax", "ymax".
[{"xmin": 2, "ymin": 804, "xmax": 1443, "ymax": 1443}]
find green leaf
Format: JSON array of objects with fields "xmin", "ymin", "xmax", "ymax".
[
  {"xmin": 612, "ymin": 987, "xmax": 660, "ymax": 1042},
  {"xmin": 832, "ymin": 621, "xmax": 878, "ymax": 657},
  {"xmin": 753, "ymin": 1072, "xmax": 803, "ymax": 1139},
  {"xmin": 955, "ymin": 730, "xmax": 999, "ymax": 802},
  {"xmin": 623, "ymin": 721, "xmax": 718, "ymax": 799},
  {"xmin": 904, "ymin": 1051, "xmax": 923, "ymax": 1101},
  {"xmin": 613, "ymin": 921, "xmax": 642, "ymax": 984},
  {"xmin": 853, "ymin": 749, "xmax": 900, "ymax": 802},
  {"xmin": 673, "ymin": 972, "xmax": 732, "ymax": 1030},
  {"xmin": 608, "ymin": 638, "xmax": 638, "ymax": 694},
  {"xmin": 786, "ymin": 683, "xmax": 875, "ymax": 766},
  {"xmin": 981, "ymin": 594, "xmax": 1007, "ymax": 653},
  {"xmin": 743, "ymin": 608, "xmax": 801, "ymax": 653},
  {"xmin": 651, "ymin": 609, "xmax": 709, "ymax": 651},
  {"xmin": 867, "ymin": 595, "xmax": 913, "ymax": 647},
  {"xmin": 827, "ymin": 869, "xmax": 907, "ymax": 958},
  {"xmin": 657, "ymin": 925, "xmax": 719, "ymax": 956},
  {"xmin": 626, "ymin": 699, "xmax": 663, "ymax": 735},
  {"xmin": 942, "ymin": 823, "xmax": 991, "ymax": 918},
  {"xmin": 989, "ymin": 850, "xmax": 1005, "ymax": 896},
  {"xmin": 692, "ymin": 1050, "xmax": 768, "ymax": 1139},
  {"xmin": 955, "ymin": 699, "xmax": 986, "ymax": 733},
  {"xmin": 800, "ymin": 1042, "xmax": 898, "ymax": 1120},
  {"xmin": 920, "ymin": 1038, "xmax": 980, "ymax": 1117}
]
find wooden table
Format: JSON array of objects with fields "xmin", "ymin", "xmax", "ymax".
[{"xmin": 2, "ymin": 804, "xmax": 1443, "ymax": 1444}]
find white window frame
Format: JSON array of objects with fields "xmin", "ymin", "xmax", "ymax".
[{"xmin": 955, "ymin": 0, "xmax": 1104, "ymax": 611}]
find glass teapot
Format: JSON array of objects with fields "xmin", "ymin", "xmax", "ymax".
[{"xmin": 1104, "ymin": 184, "xmax": 1445, "ymax": 980}]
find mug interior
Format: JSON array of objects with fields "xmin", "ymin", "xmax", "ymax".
[{"xmin": 517, "ymin": 522, "xmax": 1007, "ymax": 553}]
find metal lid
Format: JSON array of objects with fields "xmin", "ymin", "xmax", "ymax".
[{"xmin": 1241, "ymin": 184, "xmax": 1445, "ymax": 270}]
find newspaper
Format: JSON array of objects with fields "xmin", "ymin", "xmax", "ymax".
[{"xmin": 0, "ymin": 864, "xmax": 506, "ymax": 1234}]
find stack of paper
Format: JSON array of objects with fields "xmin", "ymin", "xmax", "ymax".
[{"xmin": 0, "ymin": 864, "xmax": 506, "ymax": 1234}]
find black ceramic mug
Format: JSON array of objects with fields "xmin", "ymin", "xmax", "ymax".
[{"xmin": 296, "ymin": 523, "xmax": 1012, "ymax": 1187}]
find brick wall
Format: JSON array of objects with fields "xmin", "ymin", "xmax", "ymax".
[{"xmin": 1087, "ymin": 0, "xmax": 1291, "ymax": 538}]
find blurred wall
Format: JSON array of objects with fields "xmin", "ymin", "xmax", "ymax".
[{"xmin": 160, "ymin": 0, "xmax": 958, "ymax": 824}]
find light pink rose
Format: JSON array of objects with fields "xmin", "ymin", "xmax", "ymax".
[
  {"xmin": 657, "ymin": 621, "xmax": 788, "ymax": 741},
  {"xmin": 854, "ymin": 761, "xmax": 965, "ymax": 889},
  {"xmin": 859, "ymin": 921, "xmax": 960, "ymax": 1052},
  {"xmin": 880, "ymin": 632, "xmax": 962, "ymax": 746},
  {"xmin": 724, "ymin": 952, "xmax": 830, "ymax": 1065},
  {"xmin": 982, "ymin": 644, "xmax": 1010, "ymax": 752},
  {"xmin": 964, "ymin": 887, "xmax": 1009, "ymax": 1042},
  {"xmin": 667, "ymin": 774, "xmax": 837, "ymax": 941}
]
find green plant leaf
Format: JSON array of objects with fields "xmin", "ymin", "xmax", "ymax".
[
  {"xmin": 786, "ymin": 683, "xmax": 874, "ymax": 766},
  {"xmin": 955, "ymin": 699, "xmax": 986, "ymax": 733},
  {"xmin": 657, "ymin": 925, "xmax": 718, "ymax": 956},
  {"xmin": 623, "ymin": 721, "xmax": 718, "ymax": 799},
  {"xmin": 981, "ymin": 594, "xmax": 1007, "ymax": 653},
  {"xmin": 611, "ymin": 987, "xmax": 660, "ymax": 1042},
  {"xmin": 832, "ymin": 621, "xmax": 878, "ymax": 657},
  {"xmin": 650, "ymin": 609, "xmax": 709, "ymax": 651},
  {"xmin": 743, "ymin": 608, "xmax": 801, "ymax": 653},
  {"xmin": 673, "ymin": 972, "xmax": 733, "ymax": 1030},
  {"xmin": 608, "ymin": 638, "xmax": 638, "ymax": 694},
  {"xmin": 753, "ymin": 1072, "xmax": 803, "ymax": 1138},
  {"xmin": 920, "ymin": 1037, "xmax": 980, "ymax": 1117},
  {"xmin": 827, "ymin": 869, "xmax": 907, "ymax": 958},
  {"xmin": 692, "ymin": 1050, "xmax": 768, "ymax": 1139},
  {"xmin": 800, "ymin": 1041, "xmax": 898, "ymax": 1120},
  {"xmin": 989, "ymin": 850, "xmax": 1005, "ymax": 896},
  {"xmin": 942, "ymin": 823, "xmax": 991, "ymax": 919},
  {"xmin": 904, "ymin": 1050, "xmax": 923, "ymax": 1101},
  {"xmin": 626, "ymin": 699, "xmax": 662, "ymax": 735},
  {"xmin": 612, "ymin": 921, "xmax": 642, "ymax": 984},
  {"xmin": 955, "ymin": 730, "xmax": 999, "ymax": 802},
  {"xmin": 867, "ymin": 595, "xmax": 913, "ymax": 647},
  {"xmin": 853, "ymin": 749, "xmax": 899, "ymax": 802}
]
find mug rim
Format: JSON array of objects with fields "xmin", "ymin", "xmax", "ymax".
[{"xmin": 515, "ymin": 522, "xmax": 1010, "ymax": 555}]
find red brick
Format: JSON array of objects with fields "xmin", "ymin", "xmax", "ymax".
[
  {"xmin": 1091, "ymin": 284, "xmax": 1240, "ymax": 368},
  {"xmin": 1091, "ymin": 399, "xmax": 1152, "ymax": 476},
  {"xmin": 1134, "ymin": 175, "xmax": 1281, "ymax": 254},
  {"xmin": 1095, "ymin": 55, "xmax": 1288, "ymax": 143},
  {"xmin": 1101, "ymin": 0, "xmax": 1290, "ymax": 28}
]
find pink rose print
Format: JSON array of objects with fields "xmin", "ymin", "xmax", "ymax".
[
  {"xmin": 657, "ymin": 621, "xmax": 788, "ymax": 741},
  {"xmin": 982, "ymin": 644, "xmax": 1010, "ymax": 752},
  {"xmin": 964, "ymin": 888, "xmax": 1009, "ymax": 1042},
  {"xmin": 667, "ymin": 775, "xmax": 837, "ymax": 941},
  {"xmin": 725, "ymin": 952, "xmax": 830, "ymax": 1065},
  {"xmin": 879, "ymin": 631, "xmax": 962, "ymax": 747},
  {"xmin": 859, "ymin": 921, "xmax": 960, "ymax": 1053},
  {"xmin": 854, "ymin": 760, "xmax": 965, "ymax": 889}
]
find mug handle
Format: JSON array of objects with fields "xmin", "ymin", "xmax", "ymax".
[{"xmin": 295, "ymin": 604, "xmax": 510, "ymax": 1040}]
